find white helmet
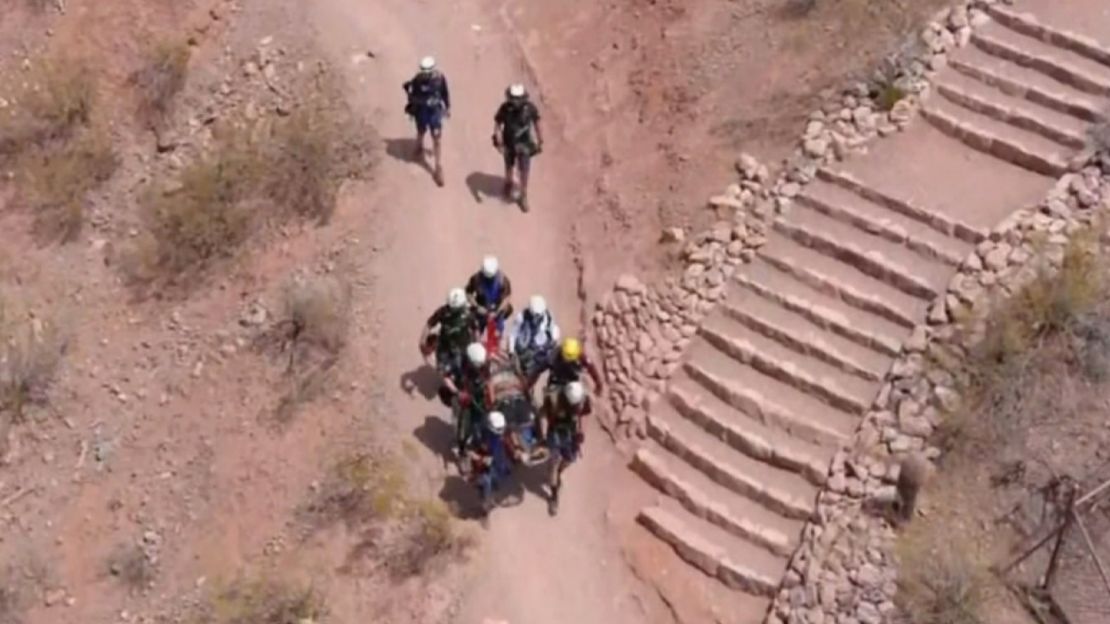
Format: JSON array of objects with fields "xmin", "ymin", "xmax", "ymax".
[
  {"xmin": 481, "ymin": 255, "xmax": 499, "ymax": 278},
  {"xmin": 447, "ymin": 287, "xmax": 466, "ymax": 309},
  {"xmin": 419, "ymin": 56, "xmax": 436, "ymax": 71},
  {"xmin": 528, "ymin": 295, "xmax": 547, "ymax": 316},
  {"xmin": 487, "ymin": 411, "xmax": 507, "ymax": 434},
  {"xmin": 507, "ymin": 83, "xmax": 526, "ymax": 98},
  {"xmin": 565, "ymin": 381, "xmax": 586, "ymax": 406},
  {"xmin": 466, "ymin": 342, "xmax": 487, "ymax": 366}
]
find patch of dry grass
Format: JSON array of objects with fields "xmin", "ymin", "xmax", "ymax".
[
  {"xmin": 304, "ymin": 450, "xmax": 473, "ymax": 579},
  {"xmin": 262, "ymin": 272, "xmax": 352, "ymax": 424},
  {"xmin": 897, "ymin": 526, "xmax": 988, "ymax": 624},
  {"xmin": 281, "ymin": 273, "xmax": 351, "ymax": 364},
  {"xmin": 0, "ymin": 58, "xmax": 117, "ymax": 242},
  {"xmin": 132, "ymin": 39, "xmax": 190, "ymax": 127},
  {"xmin": 128, "ymin": 131, "xmax": 259, "ymax": 285},
  {"xmin": 875, "ymin": 82, "xmax": 908, "ymax": 112},
  {"xmin": 0, "ymin": 59, "xmax": 94, "ymax": 159},
  {"xmin": 206, "ymin": 578, "xmax": 326, "ymax": 624},
  {"xmin": 0, "ymin": 292, "xmax": 65, "ymax": 424},
  {"xmin": 129, "ymin": 74, "xmax": 374, "ymax": 288},
  {"xmin": 261, "ymin": 101, "xmax": 346, "ymax": 225},
  {"xmin": 908, "ymin": 230, "xmax": 1110, "ymax": 624},
  {"xmin": 307, "ymin": 452, "xmax": 407, "ymax": 527},
  {"xmin": 938, "ymin": 235, "xmax": 1105, "ymax": 454},
  {"xmin": 386, "ymin": 498, "xmax": 474, "ymax": 579},
  {"xmin": 18, "ymin": 126, "xmax": 118, "ymax": 242}
]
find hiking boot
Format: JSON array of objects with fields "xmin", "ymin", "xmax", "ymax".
[
  {"xmin": 519, "ymin": 193, "xmax": 529, "ymax": 213},
  {"xmin": 433, "ymin": 165, "xmax": 445, "ymax": 187}
]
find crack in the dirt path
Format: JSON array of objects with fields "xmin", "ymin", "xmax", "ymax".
[{"xmin": 619, "ymin": 543, "xmax": 682, "ymax": 624}]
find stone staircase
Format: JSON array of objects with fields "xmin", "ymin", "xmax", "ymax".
[{"xmin": 630, "ymin": 2, "xmax": 1110, "ymax": 620}]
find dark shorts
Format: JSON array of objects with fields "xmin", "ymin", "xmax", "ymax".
[
  {"xmin": 435, "ymin": 344, "xmax": 464, "ymax": 379},
  {"xmin": 547, "ymin": 429, "xmax": 579, "ymax": 463},
  {"xmin": 413, "ymin": 105, "xmax": 444, "ymax": 136},
  {"xmin": 502, "ymin": 141, "xmax": 534, "ymax": 171}
]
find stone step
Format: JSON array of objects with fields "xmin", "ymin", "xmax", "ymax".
[
  {"xmin": 935, "ymin": 67, "xmax": 1089, "ymax": 149},
  {"xmin": 945, "ymin": 43, "xmax": 1110, "ymax": 123},
  {"xmin": 774, "ymin": 202, "xmax": 950, "ymax": 300},
  {"xmin": 985, "ymin": 4, "xmax": 1110, "ymax": 70},
  {"xmin": 733, "ymin": 258, "xmax": 910, "ymax": 357},
  {"xmin": 685, "ymin": 337, "xmax": 858, "ymax": 447},
  {"xmin": 921, "ymin": 93, "xmax": 1070, "ymax": 177},
  {"xmin": 699, "ymin": 310, "xmax": 877, "ymax": 415},
  {"xmin": 971, "ymin": 21, "xmax": 1110, "ymax": 97},
  {"xmin": 950, "ymin": 45, "xmax": 1107, "ymax": 124},
  {"xmin": 669, "ymin": 371, "xmax": 832, "ymax": 486},
  {"xmin": 815, "ymin": 167, "xmax": 986, "ymax": 245},
  {"xmin": 720, "ymin": 280, "xmax": 890, "ymax": 382},
  {"xmin": 757, "ymin": 233, "xmax": 925, "ymax": 330},
  {"xmin": 632, "ymin": 444, "xmax": 803, "ymax": 558},
  {"xmin": 645, "ymin": 403, "xmax": 818, "ymax": 521},
  {"xmin": 797, "ymin": 178, "xmax": 968, "ymax": 266},
  {"xmin": 637, "ymin": 504, "xmax": 784, "ymax": 600}
]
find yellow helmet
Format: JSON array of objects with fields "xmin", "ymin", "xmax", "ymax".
[{"xmin": 561, "ymin": 337, "xmax": 582, "ymax": 362}]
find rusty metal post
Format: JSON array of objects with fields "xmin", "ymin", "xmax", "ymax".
[
  {"xmin": 999, "ymin": 518, "xmax": 1067, "ymax": 576},
  {"xmin": 1042, "ymin": 487, "xmax": 1078, "ymax": 590},
  {"xmin": 1073, "ymin": 510, "xmax": 1110, "ymax": 597}
]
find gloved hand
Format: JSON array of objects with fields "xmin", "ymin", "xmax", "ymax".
[
  {"xmin": 491, "ymin": 134, "xmax": 502, "ymax": 150},
  {"xmin": 574, "ymin": 432, "xmax": 584, "ymax": 445},
  {"xmin": 534, "ymin": 141, "xmax": 544, "ymax": 156}
]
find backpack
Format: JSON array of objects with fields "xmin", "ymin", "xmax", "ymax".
[
  {"xmin": 439, "ymin": 307, "xmax": 471, "ymax": 346},
  {"xmin": 406, "ymin": 71, "xmax": 444, "ymax": 108},
  {"xmin": 476, "ymin": 274, "xmax": 504, "ymax": 308},
  {"xmin": 515, "ymin": 310, "xmax": 553, "ymax": 352},
  {"xmin": 501, "ymin": 101, "xmax": 536, "ymax": 143}
]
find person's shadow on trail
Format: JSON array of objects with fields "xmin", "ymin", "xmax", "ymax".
[
  {"xmin": 384, "ymin": 137, "xmax": 436, "ymax": 181},
  {"xmin": 438, "ymin": 473, "xmax": 527, "ymax": 523},
  {"xmin": 438, "ymin": 475, "xmax": 485, "ymax": 520},
  {"xmin": 412, "ymin": 415, "xmax": 518, "ymax": 520},
  {"xmin": 516, "ymin": 458, "xmax": 552, "ymax": 502},
  {"xmin": 413, "ymin": 415, "xmax": 455, "ymax": 468},
  {"xmin": 399, "ymin": 363, "xmax": 441, "ymax": 401},
  {"xmin": 465, "ymin": 171, "xmax": 508, "ymax": 204}
]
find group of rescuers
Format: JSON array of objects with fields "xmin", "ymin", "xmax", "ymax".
[
  {"xmin": 420, "ymin": 254, "xmax": 603, "ymax": 517},
  {"xmin": 402, "ymin": 55, "xmax": 543, "ymax": 211}
]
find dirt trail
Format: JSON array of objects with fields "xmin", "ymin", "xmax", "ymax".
[{"xmin": 305, "ymin": 1, "xmax": 663, "ymax": 622}]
